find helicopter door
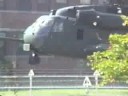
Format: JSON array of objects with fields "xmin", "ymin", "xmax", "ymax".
[{"xmin": 47, "ymin": 18, "xmax": 65, "ymax": 55}]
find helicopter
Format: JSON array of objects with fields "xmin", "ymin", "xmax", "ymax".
[{"xmin": 22, "ymin": 4, "xmax": 128, "ymax": 64}]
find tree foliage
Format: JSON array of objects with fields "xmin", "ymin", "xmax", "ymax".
[{"xmin": 87, "ymin": 34, "xmax": 128, "ymax": 85}]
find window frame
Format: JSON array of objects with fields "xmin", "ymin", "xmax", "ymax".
[
  {"xmin": 56, "ymin": 0, "xmax": 67, "ymax": 4},
  {"xmin": 77, "ymin": 29, "xmax": 84, "ymax": 40},
  {"xmin": 52, "ymin": 19, "xmax": 64, "ymax": 33}
]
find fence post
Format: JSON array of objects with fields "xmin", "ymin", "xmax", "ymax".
[
  {"xmin": 83, "ymin": 76, "xmax": 92, "ymax": 87},
  {"xmin": 93, "ymin": 70, "xmax": 100, "ymax": 86},
  {"xmin": 28, "ymin": 69, "xmax": 35, "ymax": 96},
  {"xmin": 83, "ymin": 76, "xmax": 92, "ymax": 96}
]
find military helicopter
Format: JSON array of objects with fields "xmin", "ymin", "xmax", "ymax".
[{"xmin": 22, "ymin": 5, "xmax": 128, "ymax": 64}]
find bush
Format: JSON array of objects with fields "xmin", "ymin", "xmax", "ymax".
[{"xmin": 87, "ymin": 34, "xmax": 128, "ymax": 85}]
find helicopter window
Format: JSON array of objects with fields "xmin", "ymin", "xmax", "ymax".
[
  {"xmin": 35, "ymin": 16, "xmax": 54, "ymax": 28},
  {"xmin": 36, "ymin": 16, "xmax": 47, "ymax": 22},
  {"xmin": 31, "ymin": 17, "xmax": 55, "ymax": 37},
  {"xmin": 34, "ymin": 17, "xmax": 54, "ymax": 33},
  {"xmin": 52, "ymin": 20, "xmax": 64, "ymax": 32},
  {"xmin": 77, "ymin": 29, "xmax": 84, "ymax": 40},
  {"xmin": 37, "ymin": 18, "xmax": 54, "ymax": 27}
]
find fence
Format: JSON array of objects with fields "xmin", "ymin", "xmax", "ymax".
[
  {"xmin": 0, "ymin": 74, "xmax": 128, "ymax": 90},
  {"xmin": 0, "ymin": 72, "xmax": 127, "ymax": 96},
  {"xmin": 0, "ymin": 75, "xmax": 93, "ymax": 90}
]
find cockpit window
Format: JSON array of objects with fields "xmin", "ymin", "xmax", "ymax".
[
  {"xmin": 52, "ymin": 19, "xmax": 64, "ymax": 32},
  {"xmin": 33, "ymin": 16, "xmax": 55, "ymax": 37},
  {"xmin": 35, "ymin": 16, "xmax": 54, "ymax": 28},
  {"xmin": 36, "ymin": 16, "xmax": 47, "ymax": 23},
  {"xmin": 41, "ymin": 18, "xmax": 54, "ymax": 27}
]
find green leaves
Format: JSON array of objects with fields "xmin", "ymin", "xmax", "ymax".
[{"xmin": 87, "ymin": 34, "xmax": 128, "ymax": 85}]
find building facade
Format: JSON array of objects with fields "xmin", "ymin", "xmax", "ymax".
[
  {"xmin": 0, "ymin": 0, "xmax": 127, "ymax": 75},
  {"xmin": 0, "ymin": 0, "xmax": 106, "ymax": 11}
]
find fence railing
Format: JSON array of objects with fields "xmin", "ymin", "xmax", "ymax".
[
  {"xmin": 0, "ymin": 75, "xmax": 92, "ymax": 90},
  {"xmin": 0, "ymin": 74, "xmax": 128, "ymax": 90}
]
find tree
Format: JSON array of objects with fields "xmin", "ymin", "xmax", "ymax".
[{"xmin": 87, "ymin": 34, "xmax": 128, "ymax": 85}]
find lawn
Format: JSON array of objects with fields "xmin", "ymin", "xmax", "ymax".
[{"xmin": 0, "ymin": 89, "xmax": 128, "ymax": 96}]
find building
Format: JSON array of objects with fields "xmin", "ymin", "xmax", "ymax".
[
  {"xmin": 0, "ymin": 0, "xmax": 123, "ymax": 75},
  {"xmin": 0, "ymin": 0, "xmax": 112, "ymax": 11}
]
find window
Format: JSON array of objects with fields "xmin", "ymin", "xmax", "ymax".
[
  {"xmin": 17, "ymin": 0, "xmax": 32, "ymax": 11},
  {"xmin": 0, "ymin": 0, "xmax": 6, "ymax": 10},
  {"xmin": 53, "ymin": 20, "xmax": 64, "ymax": 32},
  {"xmin": 80, "ymin": 0, "xmax": 91, "ymax": 4},
  {"xmin": 37, "ymin": 0, "xmax": 50, "ymax": 11},
  {"xmin": 77, "ymin": 29, "xmax": 84, "ymax": 40},
  {"xmin": 55, "ymin": 0, "xmax": 67, "ymax": 9},
  {"xmin": 56, "ymin": 0, "xmax": 67, "ymax": 4},
  {"xmin": 38, "ymin": 0, "xmax": 46, "ymax": 3}
]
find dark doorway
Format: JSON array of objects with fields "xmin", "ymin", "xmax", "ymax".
[{"xmin": 17, "ymin": 0, "xmax": 32, "ymax": 11}]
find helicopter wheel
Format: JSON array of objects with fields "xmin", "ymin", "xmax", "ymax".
[{"xmin": 29, "ymin": 51, "xmax": 40, "ymax": 64}]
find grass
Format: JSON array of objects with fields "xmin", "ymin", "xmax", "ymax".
[{"xmin": 0, "ymin": 89, "xmax": 128, "ymax": 96}]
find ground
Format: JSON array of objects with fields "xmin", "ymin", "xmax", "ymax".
[{"xmin": 0, "ymin": 89, "xmax": 128, "ymax": 96}]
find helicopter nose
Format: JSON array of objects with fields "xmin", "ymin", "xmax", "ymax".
[
  {"xmin": 23, "ymin": 24, "xmax": 46, "ymax": 49},
  {"xmin": 23, "ymin": 26, "xmax": 35, "ymax": 44}
]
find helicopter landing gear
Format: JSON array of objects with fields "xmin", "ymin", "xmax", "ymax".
[{"xmin": 29, "ymin": 51, "xmax": 40, "ymax": 64}]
